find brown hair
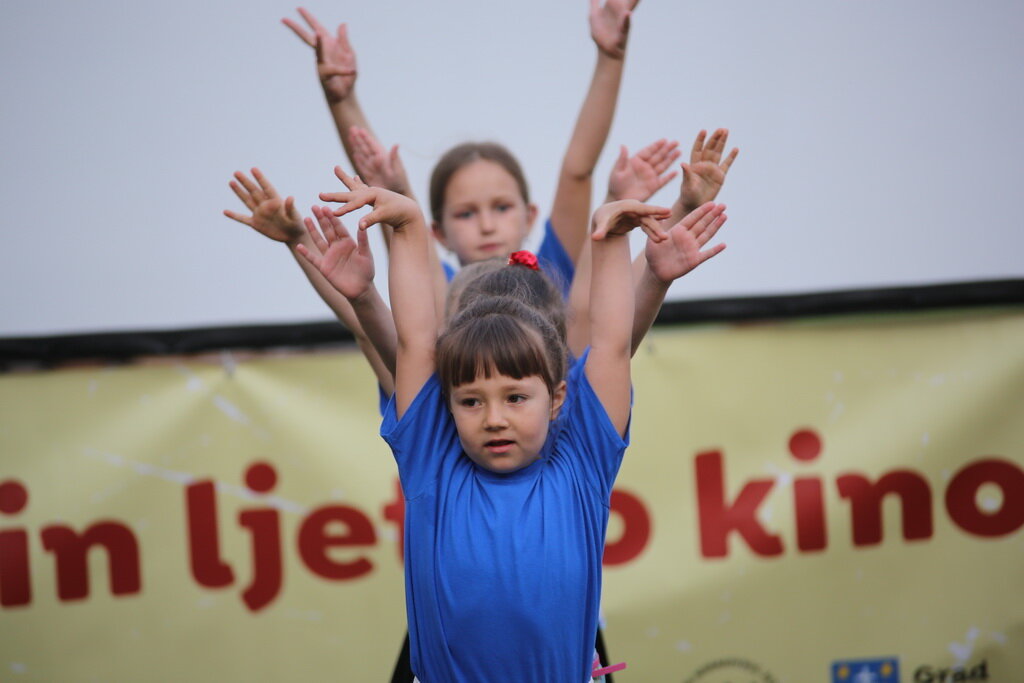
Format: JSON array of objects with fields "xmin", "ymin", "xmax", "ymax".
[
  {"xmin": 436, "ymin": 296, "xmax": 567, "ymax": 397},
  {"xmin": 456, "ymin": 262, "xmax": 567, "ymax": 342},
  {"xmin": 429, "ymin": 142, "xmax": 531, "ymax": 224},
  {"xmin": 445, "ymin": 258, "xmax": 506, "ymax": 322}
]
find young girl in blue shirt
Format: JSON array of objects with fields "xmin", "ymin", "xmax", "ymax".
[{"xmin": 295, "ymin": 167, "xmax": 725, "ymax": 681}]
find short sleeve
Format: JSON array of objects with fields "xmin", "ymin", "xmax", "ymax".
[
  {"xmin": 537, "ymin": 219, "xmax": 575, "ymax": 299},
  {"xmin": 556, "ymin": 350, "xmax": 630, "ymax": 496},
  {"xmin": 381, "ymin": 374, "xmax": 461, "ymax": 499}
]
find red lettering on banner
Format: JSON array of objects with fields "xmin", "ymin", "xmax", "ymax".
[
  {"xmin": 183, "ymin": 462, "xmax": 388, "ymax": 612},
  {"xmin": 603, "ymin": 488, "xmax": 652, "ymax": 565},
  {"xmin": 2, "ymin": 478, "xmax": 142, "ymax": 606},
  {"xmin": 40, "ymin": 523, "xmax": 141, "ymax": 601},
  {"xmin": 945, "ymin": 458, "xmax": 1024, "ymax": 537},
  {"xmin": 695, "ymin": 450, "xmax": 783, "ymax": 558},
  {"xmin": 238, "ymin": 462, "xmax": 282, "ymax": 611},
  {"xmin": 186, "ymin": 481, "xmax": 234, "ymax": 588},
  {"xmin": 0, "ymin": 480, "xmax": 31, "ymax": 607},
  {"xmin": 298, "ymin": 505, "xmax": 376, "ymax": 580},
  {"xmin": 696, "ymin": 428, "xmax": 1023, "ymax": 559},
  {"xmin": 5, "ymin": 464, "xmax": 657, "ymax": 611},
  {"xmin": 836, "ymin": 471, "xmax": 933, "ymax": 545},
  {"xmin": 791, "ymin": 429, "xmax": 827, "ymax": 552}
]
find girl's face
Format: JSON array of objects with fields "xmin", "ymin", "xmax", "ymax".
[
  {"xmin": 448, "ymin": 372, "xmax": 566, "ymax": 474},
  {"xmin": 433, "ymin": 159, "xmax": 538, "ymax": 265}
]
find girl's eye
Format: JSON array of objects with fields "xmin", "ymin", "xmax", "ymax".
[
  {"xmin": 454, "ymin": 209, "xmax": 474, "ymax": 220},
  {"xmin": 507, "ymin": 394, "xmax": 527, "ymax": 404},
  {"xmin": 459, "ymin": 398, "xmax": 480, "ymax": 408},
  {"xmin": 495, "ymin": 204, "xmax": 512, "ymax": 213}
]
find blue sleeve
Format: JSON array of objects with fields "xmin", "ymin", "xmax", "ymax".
[
  {"xmin": 557, "ymin": 349, "xmax": 629, "ymax": 496},
  {"xmin": 537, "ymin": 219, "xmax": 575, "ymax": 299},
  {"xmin": 380, "ymin": 375, "xmax": 461, "ymax": 499}
]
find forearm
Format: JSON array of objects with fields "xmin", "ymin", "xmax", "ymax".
[
  {"xmin": 566, "ymin": 238, "xmax": 593, "ymax": 358},
  {"xmin": 563, "ymin": 52, "xmax": 625, "ymax": 181},
  {"xmin": 389, "ymin": 221, "xmax": 438, "ymax": 353},
  {"xmin": 389, "ymin": 218, "xmax": 439, "ymax": 416},
  {"xmin": 631, "ymin": 253, "xmax": 670, "ymax": 356},
  {"xmin": 550, "ymin": 52, "xmax": 626, "ymax": 262},
  {"xmin": 587, "ymin": 233, "xmax": 633, "ymax": 435},
  {"xmin": 325, "ymin": 93, "xmax": 374, "ymax": 172},
  {"xmin": 349, "ymin": 286, "xmax": 398, "ymax": 376},
  {"xmin": 590, "ymin": 235, "xmax": 633, "ymax": 359}
]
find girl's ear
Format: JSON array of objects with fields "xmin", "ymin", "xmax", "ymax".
[
  {"xmin": 549, "ymin": 380, "xmax": 567, "ymax": 421},
  {"xmin": 432, "ymin": 220, "xmax": 450, "ymax": 249},
  {"xmin": 525, "ymin": 202, "xmax": 539, "ymax": 232}
]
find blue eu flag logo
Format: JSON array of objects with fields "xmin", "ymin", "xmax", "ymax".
[{"xmin": 831, "ymin": 657, "xmax": 900, "ymax": 683}]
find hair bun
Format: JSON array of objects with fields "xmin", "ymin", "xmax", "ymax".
[{"xmin": 507, "ymin": 250, "xmax": 540, "ymax": 271}]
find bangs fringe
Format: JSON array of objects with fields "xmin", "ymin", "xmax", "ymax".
[{"xmin": 438, "ymin": 313, "xmax": 555, "ymax": 393}]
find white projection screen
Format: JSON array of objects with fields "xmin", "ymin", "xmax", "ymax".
[{"xmin": 1, "ymin": 0, "xmax": 1022, "ymax": 337}]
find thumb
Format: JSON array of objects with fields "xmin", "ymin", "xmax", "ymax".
[
  {"xmin": 615, "ymin": 145, "xmax": 629, "ymax": 171},
  {"xmin": 314, "ymin": 33, "xmax": 325, "ymax": 64},
  {"xmin": 356, "ymin": 222, "xmax": 371, "ymax": 254}
]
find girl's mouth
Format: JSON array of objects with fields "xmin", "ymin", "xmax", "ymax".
[{"xmin": 484, "ymin": 439, "xmax": 515, "ymax": 454}]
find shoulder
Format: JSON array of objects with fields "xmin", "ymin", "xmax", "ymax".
[
  {"xmin": 381, "ymin": 374, "xmax": 448, "ymax": 445},
  {"xmin": 559, "ymin": 349, "xmax": 629, "ymax": 454},
  {"xmin": 537, "ymin": 218, "xmax": 575, "ymax": 297}
]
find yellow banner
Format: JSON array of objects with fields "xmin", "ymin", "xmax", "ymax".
[{"xmin": 2, "ymin": 307, "xmax": 1022, "ymax": 681}]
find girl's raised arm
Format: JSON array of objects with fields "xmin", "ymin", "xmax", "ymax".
[
  {"xmin": 224, "ymin": 167, "xmax": 395, "ymax": 395},
  {"xmin": 320, "ymin": 171, "xmax": 438, "ymax": 418},
  {"xmin": 549, "ymin": 0, "xmax": 639, "ymax": 264},
  {"xmin": 585, "ymin": 200, "xmax": 668, "ymax": 436},
  {"xmin": 293, "ymin": 205, "xmax": 399, "ymax": 384}
]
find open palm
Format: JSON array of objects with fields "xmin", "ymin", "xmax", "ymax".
[
  {"xmin": 645, "ymin": 202, "xmax": 727, "ymax": 281},
  {"xmin": 680, "ymin": 129, "xmax": 738, "ymax": 212},
  {"xmin": 297, "ymin": 206, "xmax": 375, "ymax": 300},
  {"xmin": 589, "ymin": 0, "xmax": 639, "ymax": 58},
  {"xmin": 224, "ymin": 168, "xmax": 303, "ymax": 244},
  {"xmin": 283, "ymin": 9, "xmax": 357, "ymax": 103}
]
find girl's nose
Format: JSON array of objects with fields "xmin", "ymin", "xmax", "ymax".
[
  {"xmin": 484, "ymin": 405, "xmax": 508, "ymax": 429},
  {"xmin": 479, "ymin": 210, "xmax": 497, "ymax": 233}
]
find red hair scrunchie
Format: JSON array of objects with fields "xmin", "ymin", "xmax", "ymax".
[{"xmin": 507, "ymin": 250, "xmax": 540, "ymax": 271}]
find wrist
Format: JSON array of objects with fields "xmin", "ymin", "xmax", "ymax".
[
  {"xmin": 669, "ymin": 199, "xmax": 691, "ymax": 225},
  {"xmin": 325, "ymin": 87, "xmax": 359, "ymax": 107},
  {"xmin": 641, "ymin": 260, "xmax": 673, "ymax": 289},
  {"xmin": 595, "ymin": 44, "xmax": 627, "ymax": 64},
  {"xmin": 285, "ymin": 229, "xmax": 312, "ymax": 250},
  {"xmin": 349, "ymin": 283, "xmax": 379, "ymax": 308},
  {"xmin": 391, "ymin": 213, "xmax": 425, "ymax": 235}
]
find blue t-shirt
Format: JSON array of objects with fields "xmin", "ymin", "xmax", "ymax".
[
  {"xmin": 381, "ymin": 356, "xmax": 627, "ymax": 683},
  {"xmin": 441, "ymin": 218, "xmax": 576, "ymax": 298}
]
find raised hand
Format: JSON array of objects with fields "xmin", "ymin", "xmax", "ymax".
[
  {"xmin": 349, "ymin": 126, "xmax": 412, "ymax": 196},
  {"xmin": 607, "ymin": 138, "xmax": 681, "ymax": 202},
  {"xmin": 294, "ymin": 205, "xmax": 376, "ymax": 300},
  {"xmin": 591, "ymin": 199, "xmax": 670, "ymax": 242},
  {"xmin": 645, "ymin": 202, "xmax": 728, "ymax": 282},
  {"xmin": 679, "ymin": 129, "xmax": 739, "ymax": 213},
  {"xmin": 320, "ymin": 167, "xmax": 422, "ymax": 232},
  {"xmin": 589, "ymin": 0, "xmax": 639, "ymax": 58},
  {"xmin": 282, "ymin": 8, "xmax": 357, "ymax": 103},
  {"xmin": 224, "ymin": 168, "xmax": 304, "ymax": 244}
]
